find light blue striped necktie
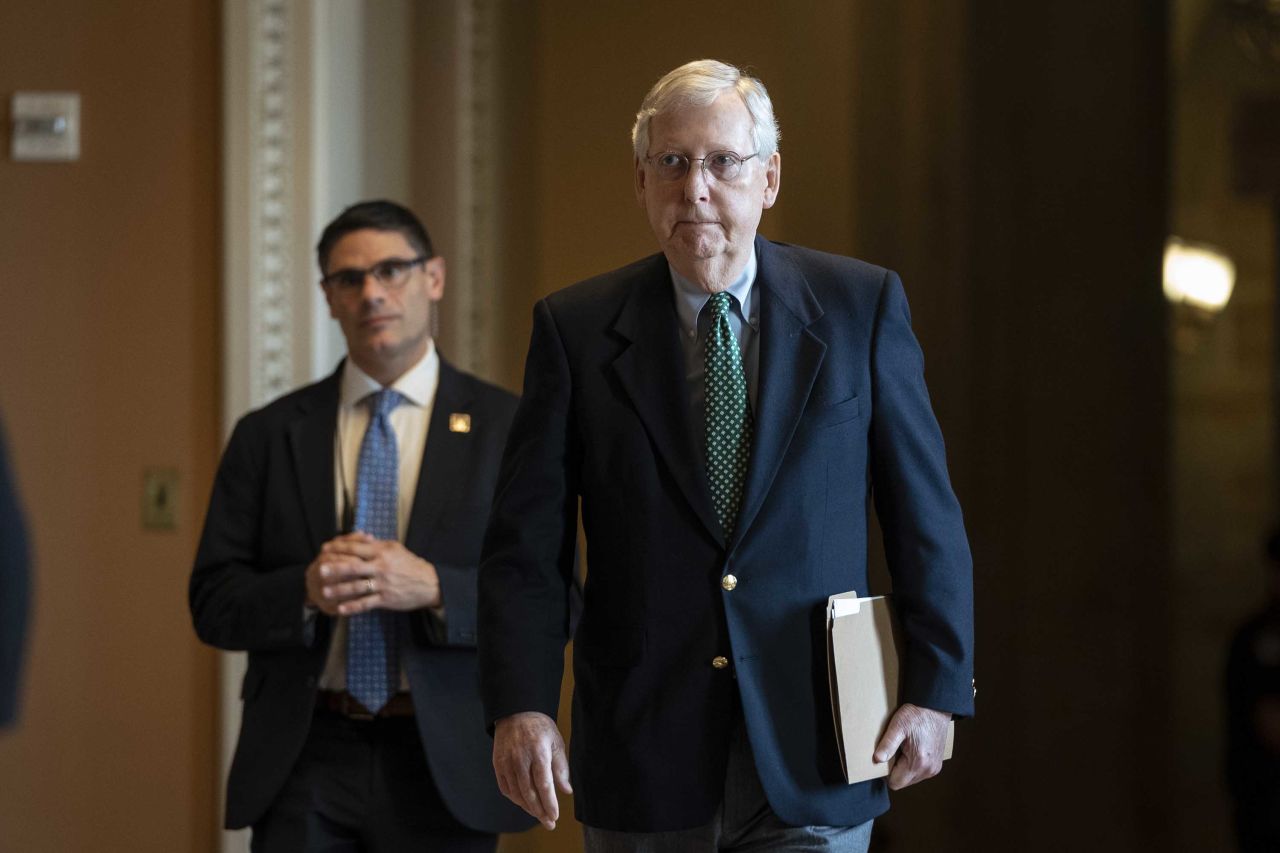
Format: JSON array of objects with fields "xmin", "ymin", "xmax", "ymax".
[{"xmin": 346, "ymin": 388, "xmax": 404, "ymax": 714}]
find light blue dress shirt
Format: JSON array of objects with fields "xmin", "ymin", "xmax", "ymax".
[{"xmin": 669, "ymin": 248, "xmax": 760, "ymax": 458}]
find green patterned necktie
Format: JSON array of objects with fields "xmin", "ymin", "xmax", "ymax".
[{"xmin": 704, "ymin": 291, "xmax": 753, "ymax": 538}]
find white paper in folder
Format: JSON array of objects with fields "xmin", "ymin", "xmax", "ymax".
[{"xmin": 826, "ymin": 591, "xmax": 954, "ymax": 784}]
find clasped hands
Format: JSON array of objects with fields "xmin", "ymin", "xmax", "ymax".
[
  {"xmin": 304, "ymin": 532, "xmax": 442, "ymax": 616},
  {"xmin": 491, "ymin": 702, "xmax": 951, "ymax": 830}
]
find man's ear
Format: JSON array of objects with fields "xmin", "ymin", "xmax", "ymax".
[
  {"xmin": 762, "ymin": 152, "xmax": 781, "ymax": 209},
  {"xmin": 634, "ymin": 157, "xmax": 648, "ymax": 206},
  {"xmin": 424, "ymin": 256, "xmax": 446, "ymax": 301}
]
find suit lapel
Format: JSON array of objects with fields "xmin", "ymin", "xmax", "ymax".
[
  {"xmin": 731, "ymin": 238, "xmax": 826, "ymax": 549},
  {"xmin": 610, "ymin": 262, "xmax": 724, "ymax": 546},
  {"xmin": 286, "ymin": 366, "xmax": 342, "ymax": 553},
  {"xmin": 404, "ymin": 359, "xmax": 474, "ymax": 554}
]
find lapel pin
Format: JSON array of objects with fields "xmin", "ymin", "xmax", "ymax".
[{"xmin": 448, "ymin": 413, "xmax": 471, "ymax": 433}]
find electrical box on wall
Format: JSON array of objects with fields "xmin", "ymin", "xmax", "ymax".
[
  {"xmin": 10, "ymin": 91, "xmax": 80, "ymax": 161},
  {"xmin": 142, "ymin": 467, "xmax": 178, "ymax": 531}
]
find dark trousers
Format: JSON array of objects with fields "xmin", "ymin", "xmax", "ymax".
[
  {"xmin": 251, "ymin": 708, "xmax": 497, "ymax": 853},
  {"xmin": 582, "ymin": 720, "xmax": 872, "ymax": 853}
]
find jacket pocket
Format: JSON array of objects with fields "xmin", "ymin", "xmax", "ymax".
[{"xmin": 807, "ymin": 394, "xmax": 860, "ymax": 428}]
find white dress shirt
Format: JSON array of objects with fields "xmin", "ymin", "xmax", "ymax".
[{"xmin": 318, "ymin": 342, "xmax": 440, "ymax": 691}]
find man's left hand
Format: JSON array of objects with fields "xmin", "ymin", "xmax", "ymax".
[
  {"xmin": 318, "ymin": 532, "xmax": 442, "ymax": 615},
  {"xmin": 872, "ymin": 702, "xmax": 952, "ymax": 790}
]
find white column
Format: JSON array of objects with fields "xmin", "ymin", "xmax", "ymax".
[{"xmin": 219, "ymin": 1, "xmax": 492, "ymax": 849}]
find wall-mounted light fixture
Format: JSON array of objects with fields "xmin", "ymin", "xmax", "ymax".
[
  {"xmin": 1164, "ymin": 237, "xmax": 1236, "ymax": 313},
  {"xmin": 1164, "ymin": 237, "xmax": 1237, "ymax": 353}
]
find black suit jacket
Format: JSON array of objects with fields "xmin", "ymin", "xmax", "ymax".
[
  {"xmin": 480, "ymin": 238, "xmax": 974, "ymax": 831},
  {"xmin": 190, "ymin": 357, "xmax": 532, "ymax": 832}
]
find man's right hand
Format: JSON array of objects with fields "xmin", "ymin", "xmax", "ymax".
[
  {"xmin": 304, "ymin": 537, "xmax": 374, "ymax": 616},
  {"xmin": 493, "ymin": 711, "xmax": 573, "ymax": 830}
]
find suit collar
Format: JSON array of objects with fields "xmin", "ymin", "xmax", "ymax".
[
  {"xmin": 404, "ymin": 357, "xmax": 475, "ymax": 555},
  {"xmin": 607, "ymin": 240, "xmax": 829, "ymax": 551},
  {"xmin": 752, "ymin": 236, "xmax": 823, "ymax": 327},
  {"xmin": 611, "ymin": 257, "xmax": 725, "ymax": 545},
  {"xmin": 730, "ymin": 237, "xmax": 826, "ymax": 548},
  {"xmin": 338, "ymin": 340, "xmax": 440, "ymax": 409},
  {"xmin": 286, "ymin": 363, "xmax": 343, "ymax": 552},
  {"xmin": 668, "ymin": 248, "xmax": 759, "ymax": 339},
  {"xmin": 284, "ymin": 355, "xmax": 476, "ymax": 562}
]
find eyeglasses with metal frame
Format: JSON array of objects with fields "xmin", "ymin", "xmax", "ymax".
[
  {"xmin": 645, "ymin": 150, "xmax": 760, "ymax": 183},
  {"xmin": 321, "ymin": 255, "xmax": 429, "ymax": 293}
]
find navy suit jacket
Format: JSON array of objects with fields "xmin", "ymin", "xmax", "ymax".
[
  {"xmin": 190, "ymin": 358, "xmax": 533, "ymax": 833},
  {"xmin": 479, "ymin": 237, "xmax": 974, "ymax": 831}
]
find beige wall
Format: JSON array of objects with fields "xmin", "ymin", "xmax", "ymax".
[{"xmin": 0, "ymin": 1, "xmax": 221, "ymax": 850}]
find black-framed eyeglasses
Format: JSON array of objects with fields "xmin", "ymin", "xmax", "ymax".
[
  {"xmin": 321, "ymin": 256, "xmax": 429, "ymax": 292},
  {"xmin": 645, "ymin": 150, "xmax": 759, "ymax": 183}
]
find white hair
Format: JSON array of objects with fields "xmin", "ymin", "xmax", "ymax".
[{"xmin": 631, "ymin": 59, "xmax": 780, "ymax": 161}]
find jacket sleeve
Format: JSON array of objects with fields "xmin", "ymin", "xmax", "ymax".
[
  {"xmin": 477, "ymin": 298, "xmax": 580, "ymax": 727},
  {"xmin": 189, "ymin": 417, "xmax": 314, "ymax": 652},
  {"xmin": 868, "ymin": 271, "xmax": 976, "ymax": 717},
  {"xmin": 409, "ymin": 563, "xmax": 477, "ymax": 647}
]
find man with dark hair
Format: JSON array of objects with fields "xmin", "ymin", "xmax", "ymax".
[
  {"xmin": 1226, "ymin": 528, "xmax": 1280, "ymax": 853},
  {"xmin": 191, "ymin": 200, "xmax": 532, "ymax": 851}
]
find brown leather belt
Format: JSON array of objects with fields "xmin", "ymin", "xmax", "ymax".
[{"xmin": 316, "ymin": 690, "xmax": 415, "ymax": 720}]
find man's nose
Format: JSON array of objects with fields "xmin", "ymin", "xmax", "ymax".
[
  {"xmin": 359, "ymin": 274, "xmax": 389, "ymax": 302},
  {"xmin": 683, "ymin": 163, "xmax": 711, "ymax": 203}
]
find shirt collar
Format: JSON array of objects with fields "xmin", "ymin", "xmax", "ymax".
[
  {"xmin": 339, "ymin": 339, "xmax": 438, "ymax": 409},
  {"xmin": 669, "ymin": 247, "xmax": 758, "ymax": 338}
]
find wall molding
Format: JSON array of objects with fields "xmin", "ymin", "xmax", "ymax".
[
  {"xmin": 219, "ymin": 2, "xmax": 498, "ymax": 849},
  {"xmin": 220, "ymin": 1, "xmax": 312, "ymax": 849},
  {"xmin": 446, "ymin": 0, "xmax": 499, "ymax": 377}
]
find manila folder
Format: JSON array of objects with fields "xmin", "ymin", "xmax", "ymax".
[{"xmin": 826, "ymin": 591, "xmax": 954, "ymax": 784}]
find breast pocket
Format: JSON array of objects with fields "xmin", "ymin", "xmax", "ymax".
[{"xmin": 807, "ymin": 394, "xmax": 860, "ymax": 428}]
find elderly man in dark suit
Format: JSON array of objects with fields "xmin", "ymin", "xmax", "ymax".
[
  {"xmin": 479, "ymin": 60, "xmax": 975, "ymax": 852},
  {"xmin": 191, "ymin": 200, "xmax": 532, "ymax": 851}
]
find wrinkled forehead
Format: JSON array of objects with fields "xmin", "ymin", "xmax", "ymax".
[{"xmin": 647, "ymin": 92, "xmax": 757, "ymax": 152}]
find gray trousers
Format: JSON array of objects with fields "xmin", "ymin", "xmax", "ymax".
[{"xmin": 582, "ymin": 723, "xmax": 873, "ymax": 853}]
